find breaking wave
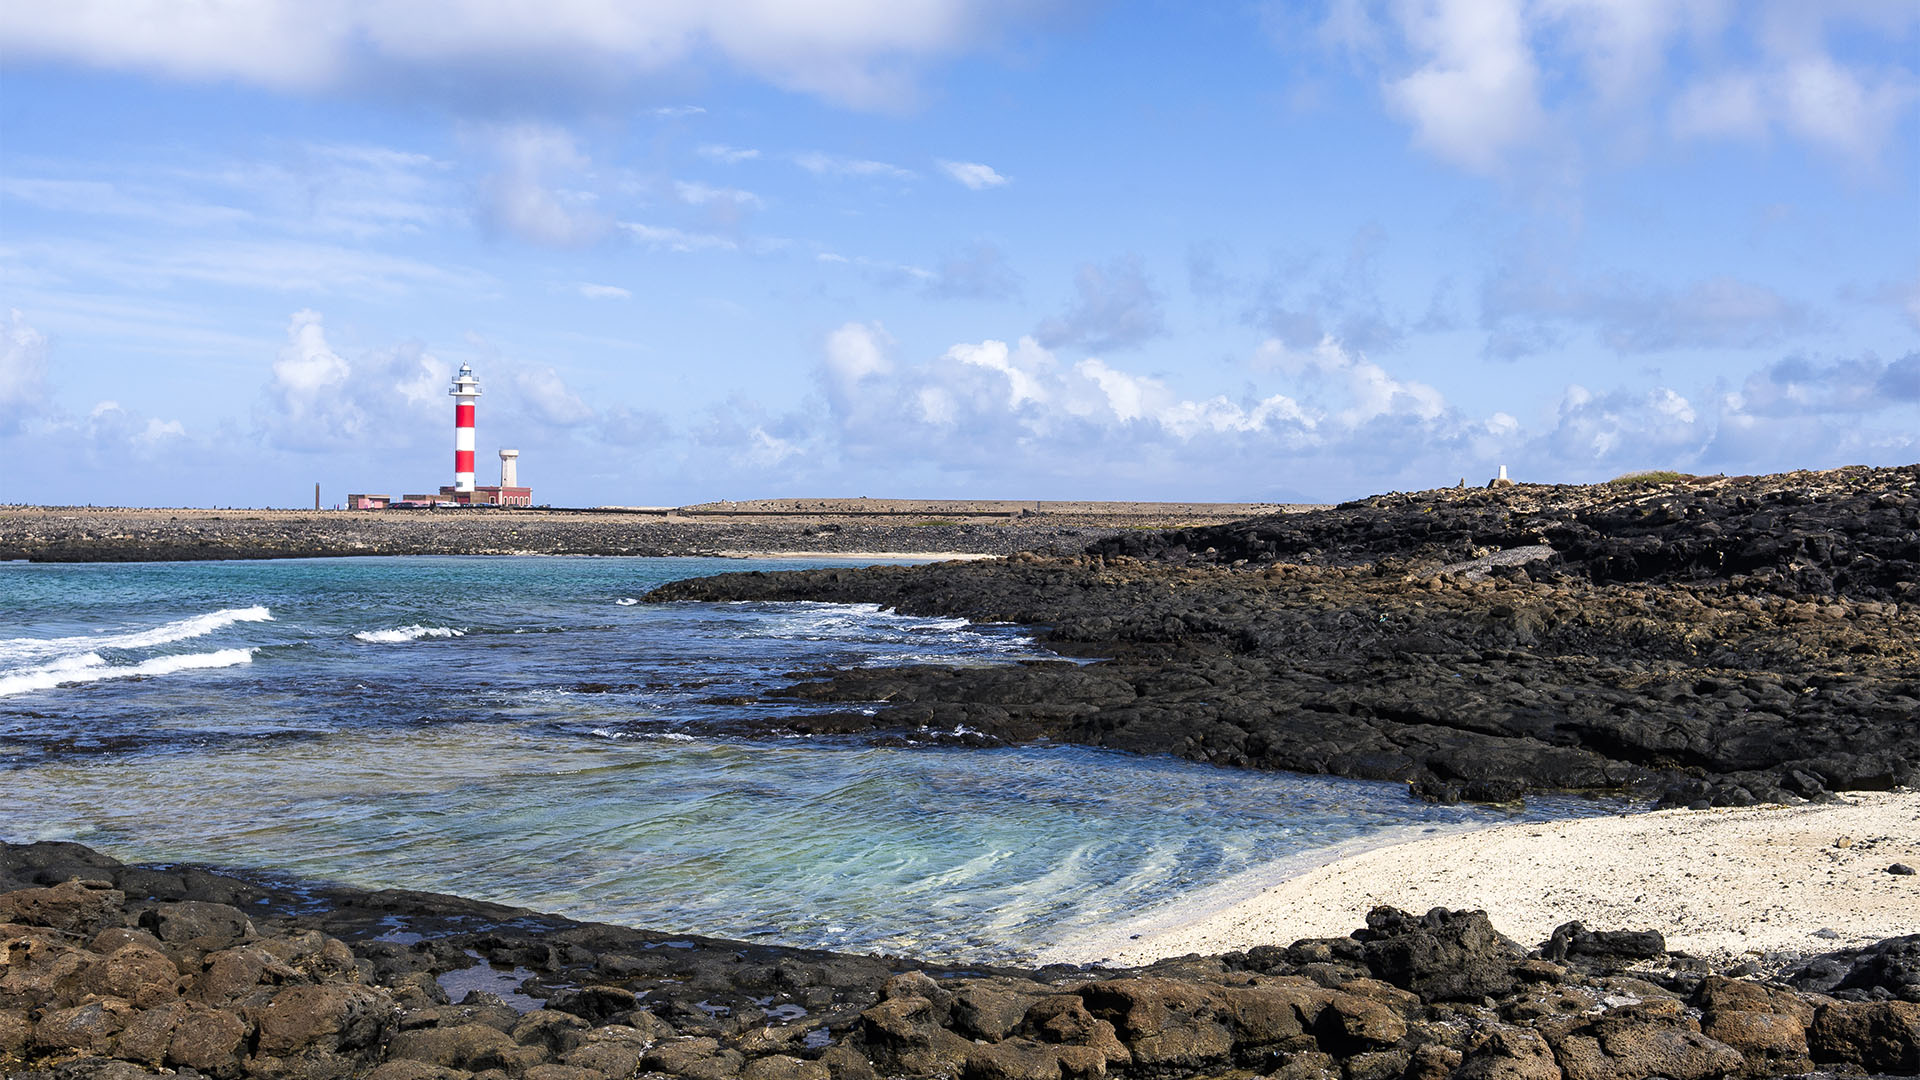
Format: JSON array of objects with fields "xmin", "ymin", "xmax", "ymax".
[
  {"xmin": 353, "ymin": 625, "xmax": 467, "ymax": 644},
  {"xmin": 0, "ymin": 606, "xmax": 272, "ymax": 666},
  {"xmin": 0, "ymin": 648, "xmax": 256, "ymax": 697}
]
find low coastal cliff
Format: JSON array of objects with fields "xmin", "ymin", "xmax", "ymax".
[
  {"xmin": 4, "ymin": 840, "xmax": 1916, "ymax": 1080},
  {"xmin": 646, "ymin": 466, "xmax": 1920, "ymax": 808}
]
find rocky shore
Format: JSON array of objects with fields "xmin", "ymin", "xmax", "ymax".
[
  {"xmin": 644, "ymin": 466, "xmax": 1920, "ymax": 809},
  {"xmin": 6, "ymin": 840, "xmax": 1917, "ymax": 1080}
]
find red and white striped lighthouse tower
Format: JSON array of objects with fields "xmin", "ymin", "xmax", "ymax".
[{"xmin": 449, "ymin": 363, "xmax": 481, "ymax": 494}]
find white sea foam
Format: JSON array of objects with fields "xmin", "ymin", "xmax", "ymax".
[
  {"xmin": 0, "ymin": 648, "xmax": 256, "ymax": 697},
  {"xmin": 0, "ymin": 606, "xmax": 273, "ymax": 665},
  {"xmin": 614, "ymin": 598, "xmax": 640, "ymax": 606},
  {"xmin": 353, "ymin": 625, "xmax": 466, "ymax": 644}
]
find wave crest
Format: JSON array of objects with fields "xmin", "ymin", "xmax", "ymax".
[
  {"xmin": 353, "ymin": 625, "xmax": 467, "ymax": 644},
  {"xmin": 0, "ymin": 606, "xmax": 273, "ymax": 665},
  {"xmin": 0, "ymin": 648, "xmax": 255, "ymax": 697}
]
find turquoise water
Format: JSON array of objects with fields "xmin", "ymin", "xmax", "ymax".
[{"xmin": 0, "ymin": 556, "xmax": 1612, "ymax": 962}]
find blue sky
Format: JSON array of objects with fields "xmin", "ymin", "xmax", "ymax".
[{"xmin": 2, "ymin": 1, "xmax": 1916, "ymax": 507}]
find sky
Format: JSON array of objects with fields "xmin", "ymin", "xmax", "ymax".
[{"xmin": 1, "ymin": 1, "xmax": 1916, "ymax": 508}]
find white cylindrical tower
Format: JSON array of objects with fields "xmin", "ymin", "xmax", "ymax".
[
  {"xmin": 499, "ymin": 449, "xmax": 519, "ymax": 489},
  {"xmin": 449, "ymin": 364, "xmax": 481, "ymax": 493}
]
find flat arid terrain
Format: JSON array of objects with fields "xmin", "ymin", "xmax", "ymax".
[{"xmin": 0, "ymin": 499, "xmax": 1304, "ymax": 562}]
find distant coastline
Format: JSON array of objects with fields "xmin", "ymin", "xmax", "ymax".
[{"xmin": 0, "ymin": 500, "xmax": 1317, "ymax": 562}]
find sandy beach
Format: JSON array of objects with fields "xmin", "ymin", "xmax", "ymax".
[{"xmin": 1050, "ymin": 789, "xmax": 1920, "ymax": 968}]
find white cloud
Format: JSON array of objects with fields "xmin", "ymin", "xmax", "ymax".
[
  {"xmin": 697, "ymin": 143, "xmax": 760, "ymax": 163},
  {"xmin": 792, "ymin": 151, "xmax": 917, "ymax": 180},
  {"xmin": 1384, "ymin": 0, "xmax": 1543, "ymax": 172},
  {"xmin": 0, "ymin": 2, "xmax": 1044, "ymax": 110},
  {"xmin": 824, "ymin": 321, "xmax": 894, "ymax": 383},
  {"xmin": 476, "ymin": 124, "xmax": 607, "ymax": 246},
  {"xmin": 618, "ymin": 221, "xmax": 738, "ymax": 253},
  {"xmin": 1034, "ymin": 256, "xmax": 1165, "ymax": 352},
  {"xmin": 814, "ymin": 251, "xmax": 936, "ymax": 289},
  {"xmin": 946, "ymin": 338, "xmax": 1051, "ymax": 409},
  {"xmin": 577, "ymin": 283, "xmax": 631, "ymax": 300},
  {"xmin": 1482, "ymin": 268, "xmax": 1812, "ymax": 355},
  {"xmin": 926, "ymin": 243, "xmax": 1021, "ymax": 300},
  {"xmin": 257, "ymin": 309, "xmax": 455, "ymax": 452},
  {"xmin": 1671, "ymin": 57, "xmax": 1919, "ymax": 165},
  {"xmin": 513, "ymin": 366, "xmax": 596, "ymax": 426},
  {"xmin": 1670, "ymin": 73, "xmax": 1767, "ymax": 140},
  {"xmin": 744, "ymin": 426, "xmax": 802, "ymax": 466},
  {"xmin": 827, "ymin": 332, "xmax": 1414, "ymax": 450},
  {"xmin": 673, "ymin": 180, "xmax": 764, "ymax": 226},
  {"xmin": 937, "ymin": 160, "xmax": 1008, "ymax": 189},
  {"xmin": 272, "ymin": 309, "xmax": 351, "ymax": 398},
  {"xmin": 650, "ymin": 105, "xmax": 707, "ymax": 118},
  {"xmin": 1343, "ymin": 0, "xmax": 1918, "ymax": 172},
  {"xmin": 84, "ymin": 400, "xmax": 189, "ymax": 456},
  {"xmin": 0, "ymin": 309, "xmax": 51, "ymax": 433},
  {"xmin": 1776, "ymin": 55, "xmax": 1918, "ymax": 163},
  {"xmin": 1254, "ymin": 336, "xmax": 1444, "ymax": 427}
]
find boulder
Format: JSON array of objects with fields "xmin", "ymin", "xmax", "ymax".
[
  {"xmin": 1358, "ymin": 907, "xmax": 1524, "ymax": 1002},
  {"xmin": 1454, "ymin": 1025, "xmax": 1562, "ymax": 1080},
  {"xmin": 510, "ymin": 1008, "xmax": 591, "ymax": 1055},
  {"xmin": 1, "ymin": 935, "xmax": 98, "ymax": 1010},
  {"xmin": 194, "ymin": 944, "xmax": 300, "ymax": 1004},
  {"xmin": 1540, "ymin": 923, "xmax": 1666, "ymax": 966},
  {"xmin": 1076, "ymin": 978, "xmax": 1233, "ymax": 1070},
  {"xmin": 139, "ymin": 900, "xmax": 255, "ymax": 953},
  {"xmin": 1, "ymin": 1007, "xmax": 32, "ymax": 1062},
  {"xmin": 558, "ymin": 1023, "xmax": 656, "ymax": 1077},
  {"xmin": 0, "ymin": 880, "xmax": 125, "ymax": 937},
  {"xmin": 741, "ymin": 1053, "xmax": 833, "ymax": 1080},
  {"xmin": 544, "ymin": 983, "xmax": 637, "ymax": 1023},
  {"xmin": 964, "ymin": 1037, "xmax": 1108, "ymax": 1080},
  {"xmin": 1020, "ymin": 995, "xmax": 1130, "ymax": 1067},
  {"xmin": 365, "ymin": 1063, "xmax": 473, "ymax": 1080},
  {"xmin": 87, "ymin": 942, "xmax": 181, "ymax": 1008},
  {"xmin": 252, "ymin": 983, "xmax": 391, "ymax": 1056},
  {"xmin": 1808, "ymin": 999, "xmax": 1920, "ymax": 1075},
  {"xmin": 951, "ymin": 982, "xmax": 1040, "ymax": 1041},
  {"xmin": 1316, "ymin": 991, "xmax": 1407, "ymax": 1051},
  {"xmin": 388, "ymin": 1021, "xmax": 528, "ymax": 1073},
  {"xmin": 32, "ymin": 998, "xmax": 140, "ymax": 1056},
  {"xmin": 1691, "ymin": 975, "xmax": 1813, "ymax": 1074},
  {"xmin": 640, "ymin": 1035, "xmax": 745, "ymax": 1080},
  {"xmin": 1543, "ymin": 1005, "xmax": 1745, "ymax": 1080}
]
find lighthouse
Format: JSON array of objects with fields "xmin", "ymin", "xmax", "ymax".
[
  {"xmin": 365, "ymin": 361, "xmax": 533, "ymax": 508},
  {"xmin": 449, "ymin": 363, "xmax": 481, "ymax": 494}
]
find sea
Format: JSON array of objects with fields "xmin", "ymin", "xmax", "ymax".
[{"xmin": 0, "ymin": 555, "xmax": 1615, "ymax": 963}]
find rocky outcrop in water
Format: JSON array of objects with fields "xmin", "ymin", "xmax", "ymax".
[
  {"xmin": 645, "ymin": 466, "xmax": 1920, "ymax": 808},
  {"xmin": 6, "ymin": 841, "xmax": 1915, "ymax": 1080}
]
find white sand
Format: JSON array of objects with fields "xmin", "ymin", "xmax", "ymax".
[{"xmin": 1045, "ymin": 791, "xmax": 1920, "ymax": 967}]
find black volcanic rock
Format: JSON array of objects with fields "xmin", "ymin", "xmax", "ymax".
[{"xmin": 646, "ymin": 468, "xmax": 1920, "ymax": 806}]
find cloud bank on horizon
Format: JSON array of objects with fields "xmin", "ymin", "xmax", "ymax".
[{"xmin": 0, "ymin": 0, "xmax": 1915, "ymax": 506}]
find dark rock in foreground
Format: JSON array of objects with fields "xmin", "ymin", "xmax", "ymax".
[
  {"xmin": 646, "ymin": 466, "xmax": 1920, "ymax": 807},
  {"xmin": 5, "ymin": 840, "xmax": 1917, "ymax": 1080}
]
